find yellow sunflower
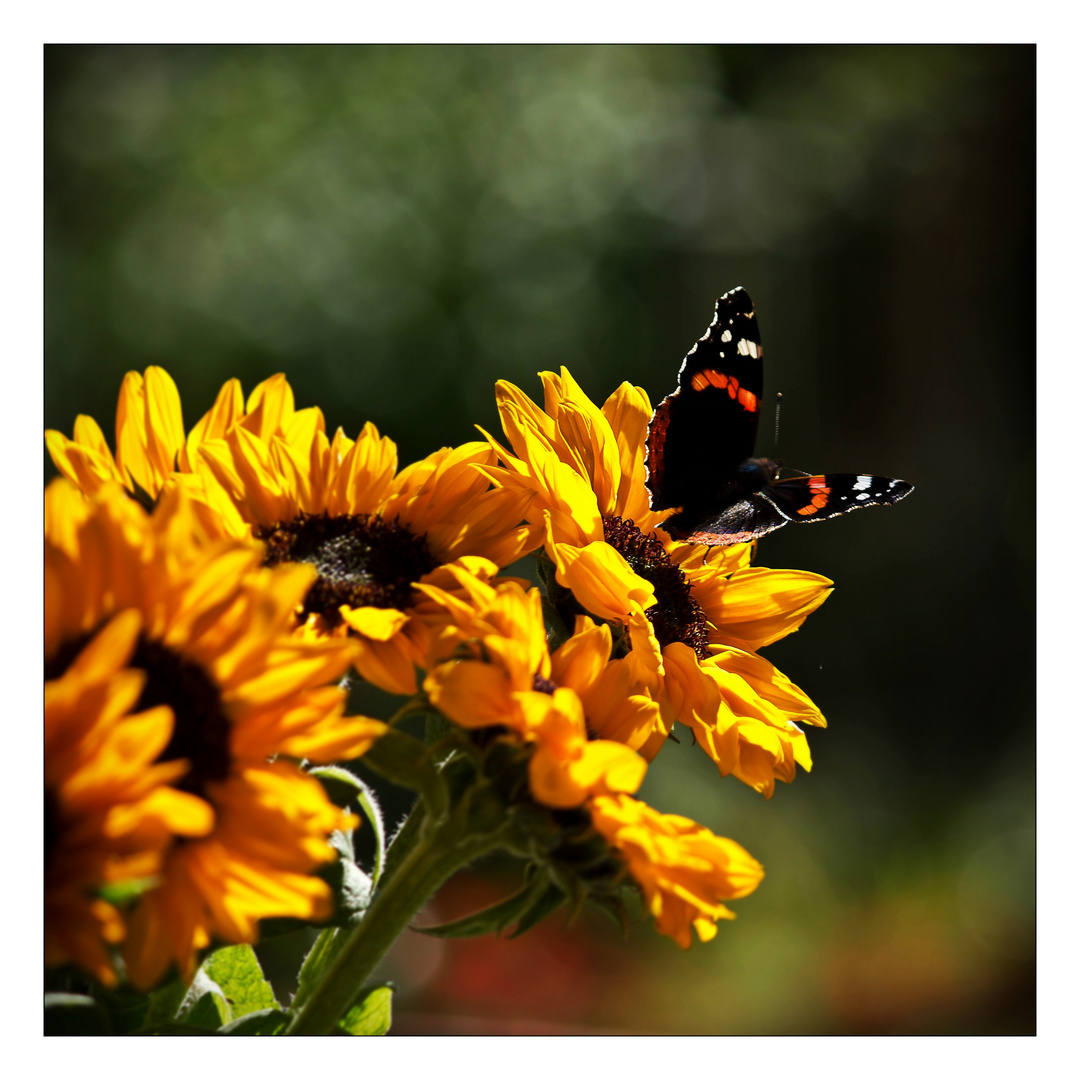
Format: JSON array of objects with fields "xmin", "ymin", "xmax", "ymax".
[
  {"xmin": 482, "ymin": 369, "xmax": 832, "ymax": 797},
  {"xmin": 47, "ymin": 369, "xmax": 540, "ymax": 697},
  {"xmin": 186, "ymin": 377, "xmax": 539, "ymax": 696},
  {"xmin": 45, "ymin": 368, "xmax": 309, "ymax": 505},
  {"xmin": 588, "ymin": 794, "xmax": 764, "ymax": 948},
  {"xmin": 415, "ymin": 568, "xmax": 648, "ymax": 809},
  {"xmin": 44, "ymin": 368, "xmax": 321, "ymax": 549},
  {"xmin": 45, "ymin": 611, "xmax": 214, "ymax": 985},
  {"xmin": 45, "ymin": 479, "xmax": 386, "ymax": 989}
]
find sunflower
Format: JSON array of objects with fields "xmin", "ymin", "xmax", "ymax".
[
  {"xmin": 482, "ymin": 369, "xmax": 832, "ymax": 797},
  {"xmin": 415, "ymin": 568, "xmax": 648, "ymax": 808},
  {"xmin": 45, "ymin": 479, "xmax": 386, "ymax": 989},
  {"xmin": 48, "ymin": 369, "xmax": 540, "ymax": 697},
  {"xmin": 186, "ymin": 379, "xmax": 540, "ymax": 696},
  {"xmin": 588, "ymin": 794, "xmax": 764, "ymax": 948},
  {"xmin": 45, "ymin": 611, "xmax": 214, "ymax": 986},
  {"xmin": 46, "ymin": 368, "xmax": 310, "ymax": 500}
]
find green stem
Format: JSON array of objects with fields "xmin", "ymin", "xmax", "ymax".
[
  {"xmin": 285, "ymin": 811, "xmax": 508, "ymax": 1035},
  {"xmin": 385, "ymin": 694, "xmax": 430, "ymax": 727}
]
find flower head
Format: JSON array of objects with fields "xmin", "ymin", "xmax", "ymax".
[
  {"xmin": 45, "ymin": 611, "xmax": 213, "ymax": 985},
  {"xmin": 48, "ymin": 369, "xmax": 540, "ymax": 698},
  {"xmin": 588, "ymin": 794, "xmax": 764, "ymax": 947},
  {"xmin": 189, "ymin": 380, "xmax": 539, "ymax": 695},
  {"xmin": 45, "ymin": 479, "xmax": 385, "ymax": 988},
  {"xmin": 416, "ymin": 569, "xmax": 648, "ymax": 809},
  {"xmin": 484, "ymin": 369, "xmax": 832, "ymax": 797}
]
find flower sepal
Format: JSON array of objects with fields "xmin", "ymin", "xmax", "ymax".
[{"xmin": 415, "ymin": 864, "xmax": 557, "ymax": 939}]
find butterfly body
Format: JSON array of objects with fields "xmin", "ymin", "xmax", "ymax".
[{"xmin": 645, "ymin": 287, "xmax": 912, "ymax": 546}]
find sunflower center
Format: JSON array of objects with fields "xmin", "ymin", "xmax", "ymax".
[
  {"xmin": 602, "ymin": 515, "xmax": 710, "ymax": 659},
  {"xmin": 257, "ymin": 511, "xmax": 438, "ymax": 629},
  {"xmin": 131, "ymin": 637, "xmax": 232, "ymax": 799},
  {"xmin": 532, "ymin": 673, "xmax": 558, "ymax": 695}
]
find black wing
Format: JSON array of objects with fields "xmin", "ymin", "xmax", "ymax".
[
  {"xmin": 677, "ymin": 474, "xmax": 913, "ymax": 546},
  {"xmin": 766, "ymin": 474, "xmax": 914, "ymax": 524},
  {"xmin": 645, "ymin": 287, "xmax": 765, "ymax": 513}
]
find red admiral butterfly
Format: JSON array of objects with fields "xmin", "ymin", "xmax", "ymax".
[{"xmin": 645, "ymin": 287, "xmax": 912, "ymax": 545}]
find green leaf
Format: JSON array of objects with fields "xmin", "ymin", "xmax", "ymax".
[
  {"xmin": 203, "ymin": 945, "xmax": 278, "ymax": 1019},
  {"xmin": 293, "ymin": 928, "xmax": 342, "ymax": 1012},
  {"xmin": 424, "ymin": 711, "xmax": 453, "ymax": 747},
  {"xmin": 134, "ymin": 1021, "xmax": 222, "ymax": 1035},
  {"xmin": 44, "ymin": 993, "xmax": 111, "ymax": 1035},
  {"xmin": 310, "ymin": 766, "xmax": 387, "ymax": 885},
  {"xmin": 177, "ymin": 970, "xmax": 232, "ymax": 1029},
  {"xmin": 219, "ymin": 1008, "xmax": 289, "ymax": 1035},
  {"xmin": 321, "ymin": 830, "xmax": 374, "ymax": 926},
  {"xmin": 509, "ymin": 882, "xmax": 568, "ymax": 938},
  {"xmin": 417, "ymin": 873, "xmax": 549, "ymax": 939},
  {"xmin": 257, "ymin": 833, "xmax": 372, "ymax": 940},
  {"xmin": 338, "ymin": 985, "xmax": 393, "ymax": 1036},
  {"xmin": 91, "ymin": 982, "xmax": 152, "ymax": 1034},
  {"xmin": 143, "ymin": 978, "xmax": 189, "ymax": 1026},
  {"xmin": 97, "ymin": 875, "xmax": 159, "ymax": 905},
  {"xmin": 362, "ymin": 728, "xmax": 447, "ymax": 817}
]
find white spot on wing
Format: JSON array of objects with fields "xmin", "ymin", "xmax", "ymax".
[
  {"xmin": 721, "ymin": 329, "xmax": 732, "ymax": 342},
  {"xmin": 736, "ymin": 339, "xmax": 759, "ymax": 358},
  {"xmin": 853, "ymin": 475, "xmax": 873, "ymax": 491}
]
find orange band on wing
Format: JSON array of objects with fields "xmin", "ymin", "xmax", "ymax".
[
  {"xmin": 689, "ymin": 370, "xmax": 757, "ymax": 413},
  {"xmin": 796, "ymin": 477, "xmax": 832, "ymax": 515}
]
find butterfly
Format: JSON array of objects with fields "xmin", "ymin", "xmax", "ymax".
[{"xmin": 644, "ymin": 286, "xmax": 913, "ymax": 546}]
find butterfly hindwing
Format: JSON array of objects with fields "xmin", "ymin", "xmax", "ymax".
[
  {"xmin": 680, "ymin": 494, "xmax": 789, "ymax": 546},
  {"xmin": 645, "ymin": 286, "xmax": 765, "ymax": 513}
]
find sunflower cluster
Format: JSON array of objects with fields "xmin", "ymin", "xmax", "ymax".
[{"xmin": 46, "ymin": 363, "xmax": 833, "ymax": 999}]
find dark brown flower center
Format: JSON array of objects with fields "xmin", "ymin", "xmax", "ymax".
[
  {"xmin": 602, "ymin": 516, "xmax": 710, "ymax": 659},
  {"xmin": 532, "ymin": 673, "xmax": 558, "ymax": 695},
  {"xmin": 256, "ymin": 511, "xmax": 438, "ymax": 628},
  {"xmin": 45, "ymin": 630, "xmax": 233, "ymax": 802},
  {"xmin": 131, "ymin": 637, "xmax": 232, "ymax": 799}
]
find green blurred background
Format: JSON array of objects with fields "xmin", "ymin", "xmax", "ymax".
[{"xmin": 45, "ymin": 45, "xmax": 1034, "ymax": 1034}]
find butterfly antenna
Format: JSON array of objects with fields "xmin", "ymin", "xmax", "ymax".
[{"xmin": 773, "ymin": 392, "xmax": 782, "ymax": 451}]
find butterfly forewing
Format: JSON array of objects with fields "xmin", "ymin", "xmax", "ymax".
[
  {"xmin": 765, "ymin": 474, "xmax": 914, "ymax": 522},
  {"xmin": 643, "ymin": 287, "xmax": 912, "ymax": 545},
  {"xmin": 645, "ymin": 287, "xmax": 764, "ymax": 512}
]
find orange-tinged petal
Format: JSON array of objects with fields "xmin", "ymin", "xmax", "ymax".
[
  {"xmin": 708, "ymin": 647, "xmax": 826, "ymax": 727},
  {"xmin": 328, "ymin": 421, "xmax": 398, "ymax": 517},
  {"xmin": 706, "ymin": 567, "xmax": 833, "ymax": 651},
  {"xmin": 546, "ymin": 527, "xmax": 656, "ymax": 623},
  {"xmin": 601, "ymin": 381, "xmax": 654, "ymax": 522},
  {"xmin": 341, "ymin": 605, "xmax": 410, "ymax": 642},
  {"xmin": 223, "ymin": 425, "xmax": 293, "ymax": 525},
  {"xmin": 588, "ymin": 794, "xmax": 763, "ymax": 949},
  {"xmin": 45, "ymin": 431, "xmax": 120, "ymax": 495},
  {"xmin": 424, "ymin": 660, "xmax": 519, "ymax": 731},
  {"xmin": 114, "ymin": 371, "xmax": 155, "ymax": 494},
  {"xmin": 495, "ymin": 378, "xmax": 557, "ymax": 448},
  {"xmin": 567, "ymin": 739, "xmax": 646, "ymax": 794},
  {"xmin": 549, "ymin": 616, "xmax": 611, "ymax": 697},
  {"xmin": 242, "ymin": 373, "xmax": 295, "ymax": 441},
  {"xmin": 142, "ymin": 367, "xmax": 186, "ymax": 484},
  {"xmin": 183, "ymin": 378, "xmax": 244, "ymax": 469},
  {"xmin": 353, "ymin": 633, "xmax": 419, "ymax": 695}
]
